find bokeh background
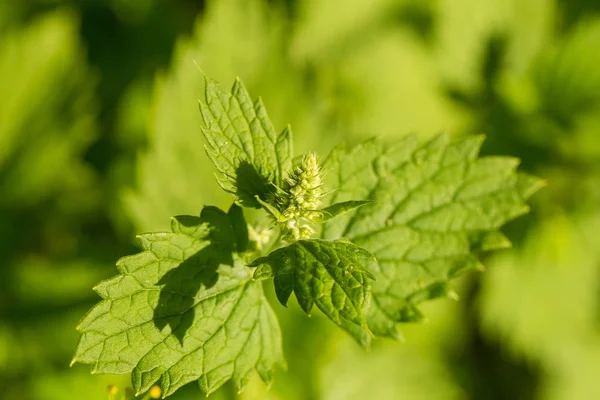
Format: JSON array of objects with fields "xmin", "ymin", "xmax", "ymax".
[{"xmin": 2, "ymin": 0, "xmax": 600, "ymax": 399}]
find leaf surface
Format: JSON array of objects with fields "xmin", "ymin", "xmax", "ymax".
[
  {"xmin": 250, "ymin": 239, "xmax": 375, "ymax": 346},
  {"xmin": 321, "ymin": 134, "xmax": 543, "ymax": 338},
  {"xmin": 73, "ymin": 205, "xmax": 285, "ymax": 397},
  {"xmin": 200, "ymin": 77, "xmax": 293, "ymax": 208}
]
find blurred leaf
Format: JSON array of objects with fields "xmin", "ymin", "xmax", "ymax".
[
  {"xmin": 291, "ymin": 0, "xmax": 399, "ymax": 60},
  {"xmin": 532, "ymin": 18, "xmax": 600, "ymax": 121},
  {"xmin": 434, "ymin": 0, "xmax": 555, "ymax": 93},
  {"xmin": 325, "ymin": 28, "xmax": 467, "ymax": 141},
  {"xmin": 250, "ymin": 240, "xmax": 375, "ymax": 346},
  {"xmin": 0, "ymin": 9, "xmax": 98, "ymax": 208},
  {"xmin": 321, "ymin": 133, "xmax": 543, "ymax": 338},
  {"xmin": 496, "ymin": 17, "xmax": 600, "ymax": 165},
  {"xmin": 74, "ymin": 205, "xmax": 285, "ymax": 397},
  {"xmin": 479, "ymin": 213, "xmax": 600, "ymax": 399}
]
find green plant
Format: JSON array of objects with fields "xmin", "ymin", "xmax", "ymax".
[{"xmin": 72, "ymin": 74, "xmax": 543, "ymax": 398}]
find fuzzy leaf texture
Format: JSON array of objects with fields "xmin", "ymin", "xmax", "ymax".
[
  {"xmin": 249, "ymin": 240, "xmax": 375, "ymax": 346},
  {"xmin": 72, "ymin": 204, "xmax": 285, "ymax": 397},
  {"xmin": 200, "ymin": 76, "xmax": 293, "ymax": 208},
  {"xmin": 320, "ymin": 134, "xmax": 544, "ymax": 339}
]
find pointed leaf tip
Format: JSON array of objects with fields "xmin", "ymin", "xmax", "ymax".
[
  {"xmin": 200, "ymin": 76, "xmax": 293, "ymax": 206},
  {"xmin": 258, "ymin": 239, "xmax": 375, "ymax": 345}
]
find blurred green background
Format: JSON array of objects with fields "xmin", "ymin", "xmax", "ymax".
[{"xmin": 2, "ymin": 0, "xmax": 600, "ymax": 399}]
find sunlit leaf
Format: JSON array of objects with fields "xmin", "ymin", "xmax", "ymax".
[
  {"xmin": 321, "ymin": 133, "xmax": 543, "ymax": 338},
  {"xmin": 73, "ymin": 205, "xmax": 285, "ymax": 397},
  {"xmin": 250, "ymin": 240, "xmax": 375, "ymax": 346},
  {"xmin": 200, "ymin": 77, "xmax": 293, "ymax": 207}
]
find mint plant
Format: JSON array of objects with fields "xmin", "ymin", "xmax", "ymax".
[{"xmin": 73, "ymin": 75, "xmax": 543, "ymax": 397}]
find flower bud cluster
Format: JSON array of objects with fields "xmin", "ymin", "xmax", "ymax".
[{"xmin": 273, "ymin": 153, "xmax": 323, "ymax": 240}]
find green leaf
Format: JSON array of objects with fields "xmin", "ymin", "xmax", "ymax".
[
  {"xmin": 291, "ymin": 0, "xmax": 395, "ymax": 60},
  {"xmin": 533, "ymin": 19, "xmax": 600, "ymax": 121},
  {"xmin": 434, "ymin": 0, "xmax": 554, "ymax": 94},
  {"xmin": 255, "ymin": 194, "xmax": 286, "ymax": 222},
  {"xmin": 73, "ymin": 205, "xmax": 285, "ymax": 397},
  {"xmin": 317, "ymin": 200, "xmax": 373, "ymax": 222},
  {"xmin": 122, "ymin": 0, "xmax": 286, "ymax": 232},
  {"xmin": 249, "ymin": 239, "xmax": 375, "ymax": 346},
  {"xmin": 200, "ymin": 76, "xmax": 293, "ymax": 208},
  {"xmin": 320, "ymin": 133, "xmax": 544, "ymax": 339},
  {"xmin": 478, "ymin": 214, "xmax": 600, "ymax": 397}
]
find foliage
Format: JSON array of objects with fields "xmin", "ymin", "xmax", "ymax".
[
  {"xmin": 0, "ymin": 9, "xmax": 97, "ymax": 208},
  {"xmin": 73, "ymin": 77, "xmax": 540, "ymax": 397},
  {"xmin": 2, "ymin": 1, "xmax": 600, "ymax": 399},
  {"xmin": 319, "ymin": 134, "xmax": 543, "ymax": 339}
]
